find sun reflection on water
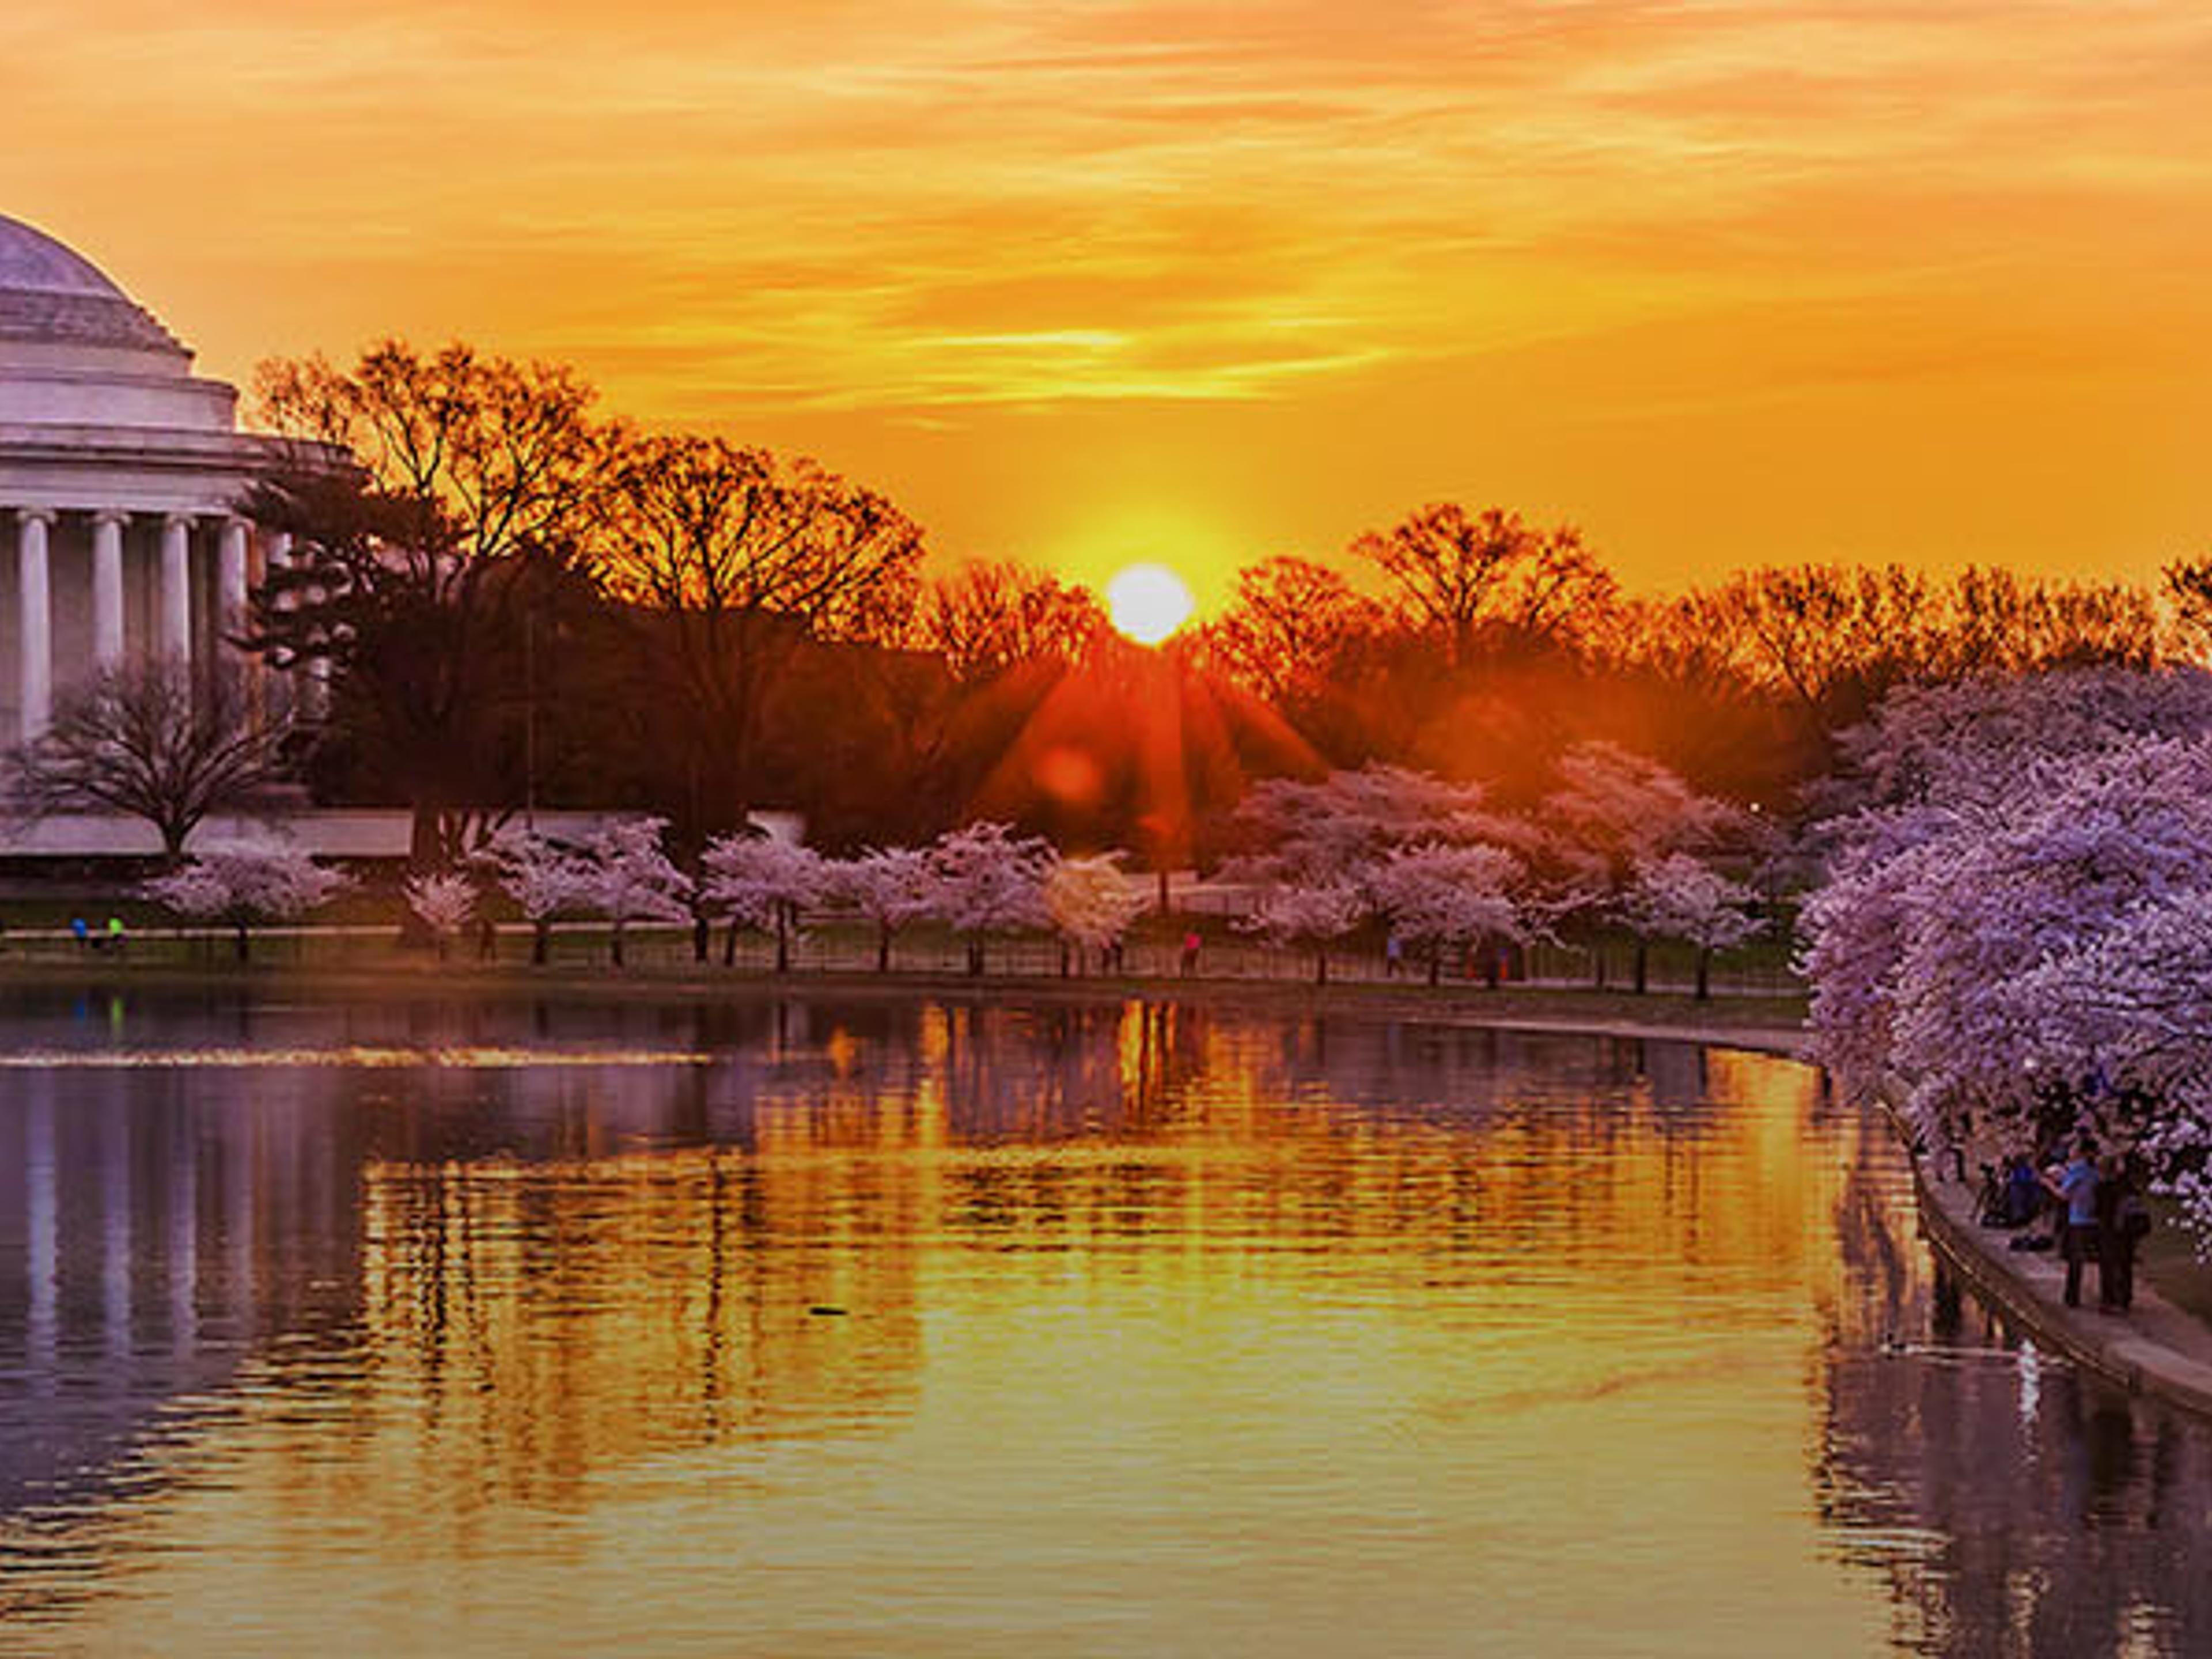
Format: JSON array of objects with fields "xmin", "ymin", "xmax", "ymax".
[{"xmin": 1, "ymin": 994, "xmax": 2209, "ymax": 1656}]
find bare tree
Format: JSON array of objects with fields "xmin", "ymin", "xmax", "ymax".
[
  {"xmin": 6, "ymin": 661, "xmax": 287, "ymax": 863},
  {"xmin": 1351, "ymin": 504, "xmax": 1616, "ymax": 666},
  {"xmin": 592, "ymin": 433, "xmax": 925, "ymax": 843},
  {"xmin": 1199, "ymin": 555, "xmax": 1382, "ymax": 706},
  {"xmin": 2167, "ymin": 556, "xmax": 2212, "ymax": 662},
  {"xmin": 918, "ymin": 559, "xmax": 1105, "ymax": 681},
  {"xmin": 255, "ymin": 341, "xmax": 608, "ymax": 565},
  {"xmin": 244, "ymin": 340, "xmax": 613, "ymax": 866}
]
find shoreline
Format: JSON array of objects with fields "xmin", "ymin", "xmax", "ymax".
[
  {"xmin": 0, "ymin": 956, "xmax": 1813, "ymax": 1056},
  {"xmin": 1892, "ymin": 1104, "xmax": 2212, "ymax": 1421}
]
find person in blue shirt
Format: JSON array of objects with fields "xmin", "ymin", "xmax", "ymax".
[
  {"xmin": 2047, "ymin": 1138, "xmax": 2101, "ymax": 1308},
  {"xmin": 70, "ymin": 916, "xmax": 90, "ymax": 951}
]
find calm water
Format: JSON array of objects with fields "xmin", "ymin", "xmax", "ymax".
[{"xmin": 1, "ymin": 987, "xmax": 2208, "ymax": 1658}]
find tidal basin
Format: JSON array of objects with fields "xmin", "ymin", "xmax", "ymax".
[{"xmin": 3, "ymin": 987, "xmax": 2210, "ymax": 1656}]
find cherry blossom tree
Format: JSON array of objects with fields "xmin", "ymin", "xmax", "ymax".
[
  {"xmin": 1620, "ymin": 853, "xmax": 1764, "ymax": 1001},
  {"xmin": 838, "ymin": 847, "xmax": 938, "ymax": 973},
  {"xmin": 926, "ymin": 822, "xmax": 1052, "ymax": 975},
  {"xmin": 1238, "ymin": 881, "xmax": 1366, "ymax": 985},
  {"xmin": 1818, "ymin": 666, "xmax": 2212, "ymax": 822},
  {"xmin": 1544, "ymin": 741, "xmax": 1740, "ymax": 868},
  {"xmin": 1993, "ymin": 894, "xmax": 2212, "ymax": 1243},
  {"xmin": 1223, "ymin": 764, "xmax": 1531, "ymax": 888},
  {"xmin": 572, "ymin": 817, "xmax": 692, "ymax": 967},
  {"xmin": 1798, "ymin": 701, "xmax": 2212, "ymax": 1253},
  {"xmin": 476, "ymin": 827, "xmax": 593, "ymax": 965},
  {"xmin": 404, "ymin": 870, "xmax": 477, "ymax": 962},
  {"xmin": 1366, "ymin": 842, "xmax": 1523, "ymax": 986},
  {"xmin": 1043, "ymin": 852, "xmax": 1149, "ymax": 975},
  {"xmin": 1794, "ymin": 821, "xmax": 1958, "ymax": 1097},
  {"xmin": 1539, "ymin": 740, "xmax": 1748, "ymax": 986},
  {"xmin": 1881, "ymin": 741, "xmax": 2212, "ymax": 1139},
  {"xmin": 144, "ymin": 835, "xmax": 352, "ymax": 962},
  {"xmin": 702, "ymin": 832, "xmax": 827, "ymax": 972}
]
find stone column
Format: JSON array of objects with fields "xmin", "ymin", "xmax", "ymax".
[
  {"xmin": 217, "ymin": 517, "xmax": 249, "ymax": 650},
  {"xmin": 264, "ymin": 529, "xmax": 293, "ymax": 585},
  {"xmin": 297, "ymin": 540, "xmax": 331, "ymax": 717},
  {"xmin": 16, "ymin": 507, "xmax": 54, "ymax": 741},
  {"xmin": 262, "ymin": 531, "xmax": 294, "ymax": 721},
  {"xmin": 160, "ymin": 514, "xmax": 193, "ymax": 662},
  {"xmin": 92, "ymin": 510, "xmax": 127, "ymax": 671}
]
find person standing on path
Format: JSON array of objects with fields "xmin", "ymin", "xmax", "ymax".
[
  {"xmin": 2047, "ymin": 1137, "xmax": 2102, "ymax": 1308},
  {"xmin": 2098, "ymin": 1156, "xmax": 2150, "ymax": 1312}
]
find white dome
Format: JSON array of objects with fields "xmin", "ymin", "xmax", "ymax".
[
  {"xmin": 0, "ymin": 214, "xmax": 187, "ymax": 357},
  {"xmin": 0, "ymin": 214, "xmax": 131, "ymax": 297}
]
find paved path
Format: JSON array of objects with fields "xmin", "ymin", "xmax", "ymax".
[{"xmin": 1912, "ymin": 1146, "xmax": 2212, "ymax": 1419}]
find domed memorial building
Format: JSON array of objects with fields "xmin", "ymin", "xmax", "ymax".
[{"xmin": 0, "ymin": 213, "xmax": 310, "ymax": 744}]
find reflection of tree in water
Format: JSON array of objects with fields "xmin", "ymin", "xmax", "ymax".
[
  {"xmin": 0, "ymin": 1005, "xmax": 1810, "ymax": 1549},
  {"xmin": 1813, "ymin": 1135, "xmax": 2212, "ymax": 1656},
  {"xmin": 30, "ymin": 985, "xmax": 2212, "ymax": 1655},
  {"xmin": 359, "ymin": 1143, "xmax": 929, "ymax": 1517}
]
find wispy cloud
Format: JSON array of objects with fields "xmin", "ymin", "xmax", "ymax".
[
  {"xmin": 9, "ymin": 1, "xmax": 2206, "ymax": 412},
  {"xmin": 4, "ymin": 2, "xmax": 2208, "ymax": 580}
]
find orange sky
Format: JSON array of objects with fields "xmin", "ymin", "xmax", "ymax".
[{"xmin": 6, "ymin": 1, "xmax": 2210, "ymax": 608}]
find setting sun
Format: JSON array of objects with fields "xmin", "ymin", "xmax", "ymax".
[{"xmin": 1105, "ymin": 564, "xmax": 1195, "ymax": 646}]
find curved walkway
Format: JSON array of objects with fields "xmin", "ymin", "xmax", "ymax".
[{"xmin": 1906, "ymin": 1135, "xmax": 2212, "ymax": 1419}]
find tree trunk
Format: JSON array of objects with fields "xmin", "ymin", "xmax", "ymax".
[
  {"xmin": 723, "ymin": 919, "xmax": 740, "ymax": 967},
  {"xmin": 774, "ymin": 907, "xmax": 790, "ymax": 974},
  {"xmin": 1059, "ymin": 941, "xmax": 1071, "ymax": 978},
  {"xmin": 877, "ymin": 925, "xmax": 892, "ymax": 973},
  {"xmin": 1315, "ymin": 949, "xmax": 1328, "ymax": 986},
  {"xmin": 1633, "ymin": 941, "xmax": 1649, "ymax": 996},
  {"xmin": 692, "ymin": 915, "xmax": 710, "ymax": 963},
  {"xmin": 1695, "ymin": 947, "xmax": 1711, "ymax": 1002},
  {"xmin": 1483, "ymin": 945, "xmax": 1500, "ymax": 990},
  {"xmin": 409, "ymin": 805, "xmax": 443, "ymax": 871},
  {"xmin": 612, "ymin": 921, "xmax": 626, "ymax": 968},
  {"xmin": 234, "ymin": 921, "xmax": 249, "ymax": 963},
  {"xmin": 532, "ymin": 921, "xmax": 550, "ymax": 965},
  {"xmin": 1591, "ymin": 945, "xmax": 1607, "ymax": 989},
  {"xmin": 1427, "ymin": 952, "xmax": 1442, "ymax": 987},
  {"xmin": 967, "ymin": 937, "xmax": 984, "ymax": 977}
]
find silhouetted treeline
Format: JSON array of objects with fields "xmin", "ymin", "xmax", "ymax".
[{"xmin": 241, "ymin": 339, "xmax": 2208, "ymax": 864}]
